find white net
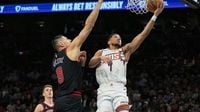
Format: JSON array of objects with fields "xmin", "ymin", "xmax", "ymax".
[{"xmin": 126, "ymin": 0, "xmax": 148, "ymax": 14}]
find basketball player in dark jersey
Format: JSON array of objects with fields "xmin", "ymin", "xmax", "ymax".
[
  {"xmin": 34, "ymin": 85, "xmax": 54, "ymax": 112},
  {"xmin": 51, "ymin": 0, "xmax": 103, "ymax": 111}
]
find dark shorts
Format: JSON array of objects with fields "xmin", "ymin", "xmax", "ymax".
[{"xmin": 54, "ymin": 95, "xmax": 82, "ymax": 112}]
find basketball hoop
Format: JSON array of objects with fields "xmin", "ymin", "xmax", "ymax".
[{"xmin": 126, "ymin": 0, "xmax": 148, "ymax": 14}]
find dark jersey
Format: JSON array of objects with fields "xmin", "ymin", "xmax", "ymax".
[
  {"xmin": 41, "ymin": 102, "xmax": 54, "ymax": 112},
  {"xmin": 52, "ymin": 50, "xmax": 83, "ymax": 97}
]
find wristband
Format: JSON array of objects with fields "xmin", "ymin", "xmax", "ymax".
[{"xmin": 151, "ymin": 15, "xmax": 157, "ymax": 22}]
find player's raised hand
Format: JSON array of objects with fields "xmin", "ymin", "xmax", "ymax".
[
  {"xmin": 154, "ymin": 2, "xmax": 164, "ymax": 16},
  {"xmin": 79, "ymin": 51, "xmax": 86, "ymax": 57}
]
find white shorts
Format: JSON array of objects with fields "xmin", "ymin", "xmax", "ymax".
[{"xmin": 96, "ymin": 82, "xmax": 129, "ymax": 112}]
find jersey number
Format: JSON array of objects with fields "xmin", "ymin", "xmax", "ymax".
[{"xmin": 56, "ymin": 66, "xmax": 64, "ymax": 84}]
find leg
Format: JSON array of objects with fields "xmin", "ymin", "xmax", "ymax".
[
  {"xmin": 113, "ymin": 87, "xmax": 129, "ymax": 112},
  {"xmin": 54, "ymin": 95, "xmax": 82, "ymax": 112},
  {"xmin": 116, "ymin": 105, "xmax": 129, "ymax": 112},
  {"xmin": 114, "ymin": 97, "xmax": 129, "ymax": 112},
  {"xmin": 96, "ymin": 86, "xmax": 115, "ymax": 112},
  {"xmin": 96, "ymin": 99, "xmax": 114, "ymax": 112},
  {"xmin": 118, "ymin": 111, "xmax": 129, "ymax": 112}
]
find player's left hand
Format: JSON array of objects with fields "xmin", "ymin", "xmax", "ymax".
[{"xmin": 101, "ymin": 56, "xmax": 112, "ymax": 65}]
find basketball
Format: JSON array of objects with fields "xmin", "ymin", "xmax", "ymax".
[{"xmin": 146, "ymin": 0, "xmax": 163, "ymax": 13}]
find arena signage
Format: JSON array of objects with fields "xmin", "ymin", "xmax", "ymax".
[{"xmin": 0, "ymin": 0, "xmax": 187, "ymax": 14}]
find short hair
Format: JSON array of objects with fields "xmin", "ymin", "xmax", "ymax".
[
  {"xmin": 52, "ymin": 35, "xmax": 64, "ymax": 50},
  {"xmin": 107, "ymin": 33, "xmax": 118, "ymax": 42},
  {"xmin": 42, "ymin": 84, "xmax": 53, "ymax": 93}
]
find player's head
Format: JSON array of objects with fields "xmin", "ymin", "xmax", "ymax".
[
  {"xmin": 107, "ymin": 33, "xmax": 122, "ymax": 48},
  {"xmin": 42, "ymin": 84, "xmax": 53, "ymax": 99},
  {"xmin": 52, "ymin": 35, "xmax": 72, "ymax": 51}
]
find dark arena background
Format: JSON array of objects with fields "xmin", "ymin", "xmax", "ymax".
[{"xmin": 0, "ymin": 0, "xmax": 200, "ymax": 112}]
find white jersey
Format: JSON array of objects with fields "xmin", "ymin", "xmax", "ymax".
[{"xmin": 96, "ymin": 48, "xmax": 127, "ymax": 85}]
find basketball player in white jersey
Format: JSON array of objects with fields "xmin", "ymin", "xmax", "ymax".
[{"xmin": 89, "ymin": 4, "xmax": 164, "ymax": 112}]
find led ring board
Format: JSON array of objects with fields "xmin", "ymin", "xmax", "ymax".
[{"xmin": 0, "ymin": 0, "xmax": 188, "ymax": 14}]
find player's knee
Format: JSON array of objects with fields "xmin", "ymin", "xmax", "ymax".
[
  {"xmin": 97, "ymin": 109, "xmax": 112, "ymax": 112},
  {"xmin": 116, "ymin": 104, "xmax": 129, "ymax": 112},
  {"xmin": 97, "ymin": 106, "xmax": 113, "ymax": 112},
  {"xmin": 118, "ymin": 110, "xmax": 129, "ymax": 112}
]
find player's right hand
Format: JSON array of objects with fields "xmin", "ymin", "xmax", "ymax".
[{"xmin": 100, "ymin": 56, "xmax": 112, "ymax": 65}]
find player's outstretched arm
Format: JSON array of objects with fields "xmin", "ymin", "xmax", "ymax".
[
  {"xmin": 89, "ymin": 50, "xmax": 112, "ymax": 68},
  {"xmin": 123, "ymin": 3, "xmax": 164, "ymax": 55},
  {"xmin": 70, "ymin": 0, "xmax": 103, "ymax": 49},
  {"xmin": 89, "ymin": 50, "xmax": 102, "ymax": 68}
]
